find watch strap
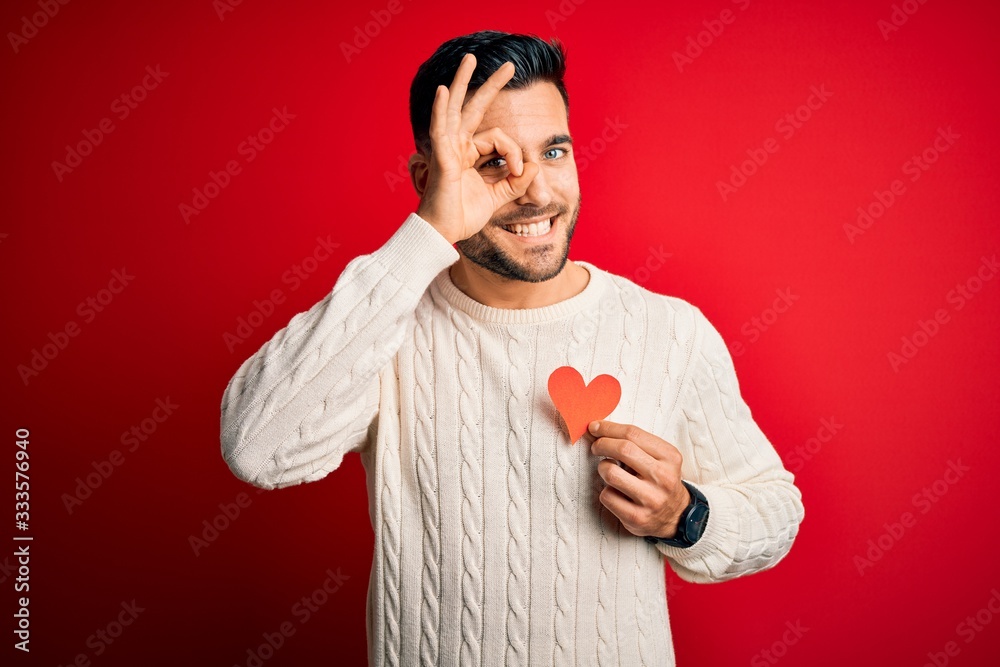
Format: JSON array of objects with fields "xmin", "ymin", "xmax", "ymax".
[{"xmin": 644, "ymin": 480, "xmax": 709, "ymax": 548}]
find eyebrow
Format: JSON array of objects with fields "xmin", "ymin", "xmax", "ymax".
[{"xmin": 545, "ymin": 134, "xmax": 573, "ymax": 147}]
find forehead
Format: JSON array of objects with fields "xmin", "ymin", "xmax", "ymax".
[{"xmin": 471, "ymin": 81, "xmax": 569, "ymax": 148}]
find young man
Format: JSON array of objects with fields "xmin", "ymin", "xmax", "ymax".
[{"xmin": 221, "ymin": 30, "xmax": 804, "ymax": 667}]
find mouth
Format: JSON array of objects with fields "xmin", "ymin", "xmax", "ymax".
[{"xmin": 498, "ymin": 215, "xmax": 558, "ymax": 243}]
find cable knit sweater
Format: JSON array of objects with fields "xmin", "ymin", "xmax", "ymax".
[{"xmin": 219, "ymin": 212, "xmax": 804, "ymax": 667}]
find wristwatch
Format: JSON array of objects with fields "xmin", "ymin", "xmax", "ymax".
[{"xmin": 644, "ymin": 480, "xmax": 710, "ymax": 548}]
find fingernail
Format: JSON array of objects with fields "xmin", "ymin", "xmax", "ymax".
[{"xmin": 589, "ymin": 420, "xmax": 600, "ymax": 433}]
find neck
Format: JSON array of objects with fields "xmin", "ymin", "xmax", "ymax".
[{"xmin": 448, "ymin": 257, "xmax": 589, "ymax": 310}]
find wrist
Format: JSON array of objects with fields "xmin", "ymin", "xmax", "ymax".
[
  {"xmin": 645, "ymin": 481, "xmax": 710, "ymax": 548},
  {"xmin": 415, "ymin": 208, "xmax": 458, "ymax": 245},
  {"xmin": 665, "ymin": 485, "xmax": 693, "ymax": 537}
]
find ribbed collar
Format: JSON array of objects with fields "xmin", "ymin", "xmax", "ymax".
[{"xmin": 433, "ymin": 260, "xmax": 607, "ymax": 324}]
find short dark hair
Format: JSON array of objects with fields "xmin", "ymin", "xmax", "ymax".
[{"xmin": 409, "ymin": 30, "xmax": 569, "ymax": 153}]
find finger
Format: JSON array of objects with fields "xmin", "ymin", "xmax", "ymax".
[
  {"xmin": 599, "ymin": 485, "xmax": 639, "ymax": 529},
  {"xmin": 459, "ymin": 61, "xmax": 515, "ymax": 136},
  {"xmin": 471, "ymin": 128, "xmax": 523, "ymax": 175},
  {"xmin": 589, "ymin": 419, "xmax": 669, "ymax": 461},
  {"xmin": 591, "ymin": 436, "xmax": 657, "ymax": 478},
  {"xmin": 428, "ymin": 85, "xmax": 449, "ymax": 160},
  {"xmin": 490, "ymin": 161, "xmax": 539, "ymax": 206},
  {"xmin": 597, "ymin": 458, "xmax": 654, "ymax": 506},
  {"xmin": 447, "ymin": 53, "xmax": 478, "ymax": 135},
  {"xmin": 506, "ymin": 160, "xmax": 538, "ymax": 194}
]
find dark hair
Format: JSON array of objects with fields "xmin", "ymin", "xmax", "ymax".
[{"xmin": 409, "ymin": 30, "xmax": 569, "ymax": 153}]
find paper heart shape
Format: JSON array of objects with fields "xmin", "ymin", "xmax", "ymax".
[{"xmin": 548, "ymin": 366, "xmax": 622, "ymax": 443}]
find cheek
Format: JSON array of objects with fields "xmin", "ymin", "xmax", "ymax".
[{"xmin": 550, "ymin": 168, "xmax": 579, "ymax": 201}]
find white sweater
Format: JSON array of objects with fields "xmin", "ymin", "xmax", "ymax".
[{"xmin": 220, "ymin": 212, "xmax": 804, "ymax": 667}]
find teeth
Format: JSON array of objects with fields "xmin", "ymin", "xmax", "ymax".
[{"xmin": 504, "ymin": 218, "xmax": 552, "ymax": 236}]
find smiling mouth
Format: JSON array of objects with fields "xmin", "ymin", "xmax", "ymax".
[{"xmin": 499, "ymin": 217, "xmax": 554, "ymax": 237}]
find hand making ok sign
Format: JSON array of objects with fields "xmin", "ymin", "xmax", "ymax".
[{"xmin": 414, "ymin": 53, "xmax": 540, "ymax": 245}]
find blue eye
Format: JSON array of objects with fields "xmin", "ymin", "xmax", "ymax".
[
  {"xmin": 481, "ymin": 157, "xmax": 507, "ymax": 169},
  {"xmin": 545, "ymin": 147, "xmax": 567, "ymax": 159}
]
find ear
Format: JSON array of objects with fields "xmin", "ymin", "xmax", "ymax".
[{"xmin": 408, "ymin": 152, "xmax": 429, "ymax": 198}]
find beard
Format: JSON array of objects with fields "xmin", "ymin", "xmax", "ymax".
[{"xmin": 455, "ymin": 194, "xmax": 581, "ymax": 284}]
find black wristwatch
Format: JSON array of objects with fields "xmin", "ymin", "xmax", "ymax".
[{"xmin": 644, "ymin": 480, "xmax": 710, "ymax": 548}]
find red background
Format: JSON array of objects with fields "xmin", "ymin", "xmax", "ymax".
[{"xmin": 3, "ymin": 0, "xmax": 999, "ymax": 665}]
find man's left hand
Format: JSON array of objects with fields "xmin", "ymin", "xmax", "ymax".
[{"xmin": 588, "ymin": 419, "xmax": 691, "ymax": 540}]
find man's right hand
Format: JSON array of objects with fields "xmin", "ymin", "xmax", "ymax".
[{"xmin": 415, "ymin": 53, "xmax": 540, "ymax": 245}]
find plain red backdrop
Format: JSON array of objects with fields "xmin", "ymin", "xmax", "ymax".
[{"xmin": 3, "ymin": 0, "xmax": 999, "ymax": 665}]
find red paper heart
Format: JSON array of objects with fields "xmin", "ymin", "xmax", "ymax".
[{"xmin": 548, "ymin": 366, "xmax": 622, "ymax": 443}]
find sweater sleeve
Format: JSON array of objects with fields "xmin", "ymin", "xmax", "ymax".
[
  {"xmin": 219, "ymin": 213, "xmax": 459, "ymax": 490},
  {"xmin": 654, "ymin": 305, "xmax": 805, "ymax": 582}
]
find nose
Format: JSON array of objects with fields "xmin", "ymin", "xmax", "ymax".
[{"xmin": 513, "ymin": 159, "xmax": 553, "ymax": 209}]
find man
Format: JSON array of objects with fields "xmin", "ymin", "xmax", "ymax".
[{"xmin": 220, "ymin": 30, "xmax": 804, "ymax": 667}]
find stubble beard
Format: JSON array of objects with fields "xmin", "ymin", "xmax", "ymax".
[{"xmin": 455, "ymin": 195, "xmax": 581, "ymax": 284}]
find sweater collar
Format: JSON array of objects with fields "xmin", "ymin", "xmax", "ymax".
[{"xmin": 432, "ymin": 260, "xmax": 607, "ymax": 325}]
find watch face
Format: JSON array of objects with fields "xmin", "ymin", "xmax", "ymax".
[{"xmin": 686, "ymin": 505, "xmax": 710, "ymax": 539}]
